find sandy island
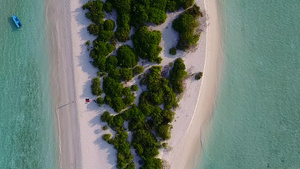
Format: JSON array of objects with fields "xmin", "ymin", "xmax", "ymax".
[{"xmin": 46, "ymin": 0, "xmax": 222, "ymax": 168}]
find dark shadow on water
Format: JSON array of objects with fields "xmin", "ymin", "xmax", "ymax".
[{"xmin": 7, "ymin": 17, "xmax": 18, "ymax": 31}]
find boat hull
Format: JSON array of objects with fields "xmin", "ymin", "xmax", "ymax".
[{"xmin": 12, "ymin": 15, "xmax": 22, "ymax": 28}]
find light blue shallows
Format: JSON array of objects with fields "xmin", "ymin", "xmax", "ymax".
[
  {"xmin": 199, "ymin": 0, "xmax": 300, "ymax": 168},
  {"xmin": 0, "ymin": 0, "xmax": 58, "ymax": 168}
]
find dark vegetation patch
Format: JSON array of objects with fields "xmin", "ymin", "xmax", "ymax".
[
  {"xmin": 172, "ymin": 4, "xmax": 202, "ymax": 51},
  {"xmin": 83, "ymin": 0, "xmax": 198, "ymax": 168}
]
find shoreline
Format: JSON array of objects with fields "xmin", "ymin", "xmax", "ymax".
[
  {"xmin": 45, "ymin": 0, "xmax": 82, "ymax": 168},
  {"xmin": 160, "ymin": 0, "xmax": 223, "ymax": 168},
  {"xmin": 187, "ymin": 0, "xmax": 223, "ymax": 168}
]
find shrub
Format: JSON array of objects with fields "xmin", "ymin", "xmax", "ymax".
[
  {"xmin": 103, "ymin": 77, "xmax": 123, "ymax": 97},
  {"xmin": 112, "ymin": 0, "xmax": 131, "ymax": 42},
  {"xmin": 104, "ymin": 1, "xmax": 113, "ymax": 13},
  {"xmin": 166, "ymin": 0, "xmax": 194, "ymax": 12},
  {"xmin": 105, "ymin": 55, "xmax": 118, "ymax": 73},
  {"xmin": 97, "ymin": 30, "xmax": 114, "ymax": 42},
  {"xmin": 133, "ymin": 66, "xmax": 144, "ymax": 75},
  {"xmin": 130, "ymin": 0, "xmax": 167, "ymax": 27},
  {"xmin": 87, "ymin": 23, "xmax": 101, "ymax": 35},
  {"xmin": 162, "ymin": 142, "xmax": 168, "ymax": 149},
  {"xmin": 117, "ymin": 45, "xmax": 138, "ymax": 68},
  {"xmin": 97, "ymin": 97, "xmax": 104, "ymax": 106},
  {"xmin": 169, "ymin": 58, "xmax": 187, "ymax": 94},
  {"xmin": 104, "ymin": 19, "xmax": 115, "ymax": 31},
  {"xmin": 156, "ymin": 124, "xmax": 171, "ymax": 140},
  {"xmin": 91, "ymin": 78, "xmax": 102, "ymax": 96},
  {"xmin": 131, "ymin": 85, "xmax": 138, "ymax": 91},
  {"xmin": 82, "ymin": 0, "xmax": 105, "ymax": 24},
  {"xmin": 142, "ymin": 158, "xmax": 162, "ymax": 169},
  {"xmin": 132, "ymin": 26, "xmax": 162, "ymax": 63},
  {"xmin": 169, "ymin": 47, "xmax": 177, "ymax": 55},
  {"xmin": 101, "ymin": 111, "xmax": 111, "ymax": 122},
  {"xmin": 103, "ymin": 134, "xmax": 112, "ymax": 141},
  {"xmin": 108, "ymin": 69, "xmax": 121, "ymax": 81},
  {"xmin": 90, "ymin": 41, "xmax": 115, "ymax": 71},
  {"xmin": 86, "ymin": 40, "xmax": 90, "ymax": 46},
  {"xmin": 120, "ymin": 68, "xmax": 134, "ymax": 81},
  {"xmin": 195, "ymin": 72, "xmax": 203, "ymax": 80},
  {"xmin": 111, "ymin": 97, "xmax": 126, "ymax": 112},
  {"xmin": 97, "ymin": 71, "xmax": 107, "ymax": 77},
  {"xmin": 162, "ymin": 110, "xmax": 175, "ymax": 123},
  {"xmin": 103, "ymin": 125, "xmax": 109, "ymax": 130},
  {"xmin": 172, "ymin": 5, "xmax": 202, "ymax": 51}
]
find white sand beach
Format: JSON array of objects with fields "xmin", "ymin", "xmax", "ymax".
[{"xmin": 46, "ymin": 0, "xmax": 222, "ymax": 168}]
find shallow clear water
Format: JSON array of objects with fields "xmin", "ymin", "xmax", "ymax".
[
  {"xmin": 199, "ymin": 0, "xmax": 300, "ymax": 168},
  {"xmin": 0, "ymin": 1, "xmax": 57, "ymax": 168}
]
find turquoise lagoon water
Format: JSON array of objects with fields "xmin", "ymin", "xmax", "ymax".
[
  {"xmin": 0, "ymin": 0, "xmax": 57, "ymax": 168},
  {"xmin": 199, "ymin": 1, "xmax": 300, "ymax": 168}
]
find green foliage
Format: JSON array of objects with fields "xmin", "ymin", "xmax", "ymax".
[
  {"xmin": 91, "ymin": 78, "xmax": 102, "ymax": 96},
  {"xmin": 103, "ymin": 77, "xmax": 123, "ymax": 97},
  {"xmin": 162, "ymin": 142, "xmax": 168, "ymax": 149},
  {"xmin": 131, "ymin": 85, "xmax": 138, "ymax": 91},
  {"xmin": 162, "ymin": 110, "xmax": 175, "ymax": 123},
  {"xmin": 132, "ymin": 26, "xmax": 162, "ymax": 63},
  {"xmin": 169, "ymin": 58, "xmax": 187, "ymax": 94},
  {"xmin": 97, "ymin": 97, "xmax": 104, "ymax": 106},
  {"xmin": 111, "ymin": 0, "xmax": 131, "ymax": 42},
  {"xmin": 123, "ymin": 93, "xmax": 135, "ymax": 106},
  {"xmin": 130, "ymin": 0, "xmax": 167, "ymax": 27},
  {"xmin": 101, "ymin": 111, "xmax": 111, "ymax": 122},
  {"xmin": 123, "ymin": 105, "xmax": 146, "ymax": 131},
  {"xmin": 169, "ymin": 47, "xmax": 177, "ymax": 55},
  {"xmin": 87, "ymin": 23, "xmax": 101, "ymax": 35},
  {"xmin": 132, "ymin": 129, "xmax": 160, "ymax": 159},
  {"xmin": 166, "ymin": 0, "xmax": 194, "ymax": 12},
  {"xmin": 133, "ymin": 66, "xmax": 144, "ymax": 75},
  {"xmin": 117, "ymin": 45, "xmax": 138, "ymax": 68},
  {"xmin": 106, "ymin": 129, "xmax": 134, "ymax": 169},
  {"xmin": 103, "ymin": 134, "xmax": 112, "ymax": 141},
  {"xmin": 111, "ymin": 97, "xmax": 126, "ymax": 113},
  {"xmin": 141, "ymin": 158, "xmax": 163, "ymax": 169},
  {"xmin": 104, "ymin": 1, "xmax": 113, "ymax": 13},
  {"xmin": 104, "ymin": 19, "xmax": 115, "ymax": 31},
  {"xmin": 90, "ymin": 41, "xmax": 115, "ymax": 71},
  {"xmin": 97, "ymin": 72, "xmax": 107, "ymax": 78},
  {"xmin": 82, "ymin": 0, "xmax": 105, "ymax": 24},
  {"xmin": 172, "ymin": 5, "xmax": 202, "ymax": 51},
  {"xmin": 108, "ymin": 114, "xmax": 125, "ymax": 128},
  {"xmin": 86, "ymin": 40, "xmax": 91, "ymax": 46},
  {"xmin": 120, "ymin": 68, "xmax": 133, "ymax": 81},
  {"xmin": 97, "ymin": 30, "xmax": 114, "ymax": 42},
  {"xmin": 156, "ymin": 124, "xmax": 171, "ymax": 140},
  {"xmin": 103, "ymin": 125, "xmax": 109, "ymax": 130},
  {"xmin": 105, "ymin": 55, "xmax": 118, "ymax": 73},
  {"xmin": 108, "ymin": 69, "xmax": 121, "ymax": 81},
  {"xmin": 195, "ymin": 72, "xmax": 203, "ymax": 80},
  {"xmin": 124, "ymin": 162, "xmax": 135, "ymax": 169}
]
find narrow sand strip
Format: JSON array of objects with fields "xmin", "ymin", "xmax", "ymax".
[
  {"xmin": 46, "ymin": 0, "xmax": 82, "ymax": 168},
  {"xmin": 182, "ymin": 0, "xmax": 223, "ymax": 168}
]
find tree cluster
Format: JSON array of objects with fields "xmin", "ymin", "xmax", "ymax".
[
  {"xmin": 101, "ymin": 112, "xmax": 135, "ymax": 169},
  {"xmin": 132, "ymin": 26, "xmax": 162, "ymax": 63},
  {"xmin": 105, "ymin": 0, "xmax": 132, "ymax": 42},
  {"xmin": 130, "ymin": 0, "xmax": 167, "ymax": 27},
  {"xmin": 82, "ymin": 0, "xmax": 192, "ymax": 168},
  {"xmin": 172, "ymin": 4, "xmax": 202, "ymax": 51},
  {"xmin": 103, "ymin": 77, "xmax": 136, "ymax": 112}
]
